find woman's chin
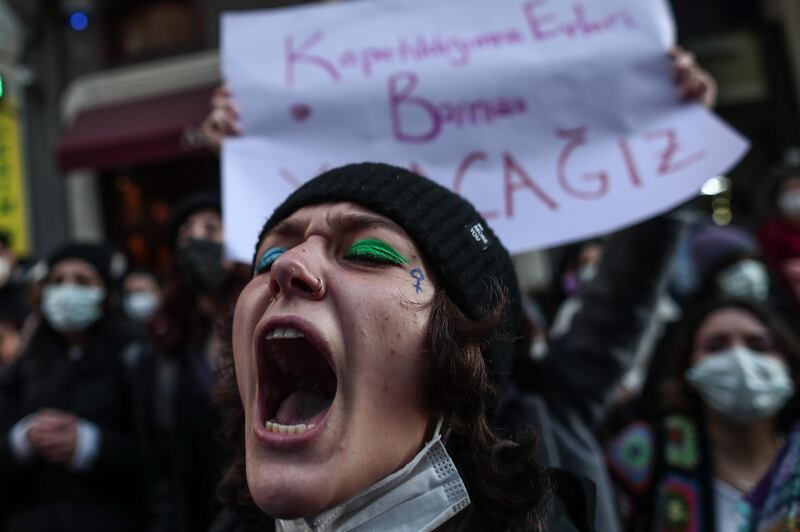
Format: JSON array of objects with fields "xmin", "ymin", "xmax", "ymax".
[{"xmin": 246, "ymin": 467, "xmax": 329, "ymax": 520}]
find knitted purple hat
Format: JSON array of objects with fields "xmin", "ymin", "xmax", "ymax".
[{"xmin": 691, "ymin": 224, "xmax": 757, "ymax": 278}]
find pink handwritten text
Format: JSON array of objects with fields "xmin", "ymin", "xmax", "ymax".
[
  {"xmin": 277, "ymin": 126, "xmax": 705, "ymax": 220},
  {"xmin": 285, "ymin": 27, "xmax": 525, "ymax": 85},
  {"xmin": 557, "ymin": 127, "xmax": 609, "ymax": 199},
  {"xmin": 389, "ymin": 71, "xmax": 527, "ymax": 143},
  {"xmin": 523, "ymin": 0, "xmax": 636, "ymax": 42}
]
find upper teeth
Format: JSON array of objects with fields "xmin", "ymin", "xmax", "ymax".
[{"xmin": 266, "ymin": 326, "xmax": 305, "ymax": 340}]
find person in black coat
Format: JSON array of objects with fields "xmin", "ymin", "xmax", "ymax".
[
  {"xmin": 0, "ymin": 242, "xmax": 146, "ymax": 532},
  {"xmin": 143, "ymin": 193, "xmax": 250, "ymax": 532}
]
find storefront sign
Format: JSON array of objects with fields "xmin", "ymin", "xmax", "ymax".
[
  {"xmin": 221, "ymin": 0, "xmax": 748, "ymax": 261},
  {"xmin": 0, "ymin": 98, "xmax": 29, "ymax": 255}
]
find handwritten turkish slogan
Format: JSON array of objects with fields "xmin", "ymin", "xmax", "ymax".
[{"xmin": 221, "ymin": 0, "xmax": 749, "ymax": 261}]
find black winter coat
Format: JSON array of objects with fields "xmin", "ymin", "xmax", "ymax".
[{"xmin": 0, "ymin": 318, "xmax": 146, "ymax": 532}]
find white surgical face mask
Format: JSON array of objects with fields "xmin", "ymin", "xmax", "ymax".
[
  {"xmin": 779, "ymin": 189, "xmax": 800, "ymax": 217},
  {"xmin": 686, "ymin": 346, "xmax": 794, "ymax": 423},
  {"xmin": 42, "ymin": 284, "xmax": 105, "ymax": 333},
  {"xmin": 716, "ymin": 259, "xmax": 770, "ymax": 301},
  {"xmin": 578, "ymin": 262, "xmax": 597, "ymax": 284},
  {"xmin": 123, "ymin": 291, "xmax": 159, "ymax": 321},
  {"xmin": 276, "ymin": 420, "xmax": 470, "ymax": 532}
]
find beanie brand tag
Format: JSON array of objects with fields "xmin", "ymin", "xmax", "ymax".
[{"xmin": 466, "ymin": 222, "xmax": 491, "ymax": 251}]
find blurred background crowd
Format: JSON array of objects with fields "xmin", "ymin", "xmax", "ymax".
[{"xmin": 0, "ymin": 0, "xmax": 799, "ymax": 531}]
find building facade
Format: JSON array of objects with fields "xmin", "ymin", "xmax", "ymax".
[{"xmin": 3, "ymin": 0, "xmax": 800, "ymax": 269}]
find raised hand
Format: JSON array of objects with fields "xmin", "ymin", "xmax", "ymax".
[
  {"xmin": 200, "ymin": 85, "xmax": 242, "ymax": 152},
  {"xmin": 670, "ymin": 46, "xmax": 717, "ymax": 108}
]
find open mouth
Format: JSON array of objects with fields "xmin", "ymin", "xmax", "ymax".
[{"xmin": 257, "ymin": 325, "xmax": 337, "ymax": 436}]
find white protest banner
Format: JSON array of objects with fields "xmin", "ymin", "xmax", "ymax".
[{"xmin": 221, "ymin": 0, "xmax": 749, "ymax": 261}]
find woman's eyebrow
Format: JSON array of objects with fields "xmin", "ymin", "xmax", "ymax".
[
  {"xmin": 268, "ymin": 211, "xmax": 406, "ymax": 241},
  {"xmin": 329, "ymin": 212, "xmax": 405, "ymax": 237},
  {"xmin": 269, "ymin": 218, "xmax": 307, "ymax": 238}
]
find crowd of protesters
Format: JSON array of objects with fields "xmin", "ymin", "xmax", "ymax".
[{"xmin": 0, "ymin": 44, "xmax": 798, "ymax": 532}]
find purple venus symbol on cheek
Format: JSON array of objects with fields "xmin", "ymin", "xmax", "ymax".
[{"xmin": 410, "ymin": 268, "xmax": 425, "ymax": 293}]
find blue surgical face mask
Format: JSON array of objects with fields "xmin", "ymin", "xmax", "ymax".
[
  {"xmin": 42, "ymin": 284, "xmax": 105, "ymax": 332},
  {"xmin": 123, "ymin": 291, "xmax": 159, "ymax": 321}
]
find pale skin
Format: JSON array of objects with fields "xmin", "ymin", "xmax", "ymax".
[
  {"xmin": 233, "ymin": 202, "xmax": 434, "ymax": 518},
  {"xmin": 669, "ymin": 47, "xmax": 717, "ymax": 108},
  {"xmin": 691, "ymin": 308, "xmax": 790, "ymax": 493},
  {"xmin": 25, "ymin": 259, "xmax": 106, "ymax": 466},
  {"xmin": 0, "ymin": 240, "xmax": 18, "ymax": 276},
  {"xmin": 177, "ymin": 209, "xmax": 225, "ymax": 247},
  {"xmin": 0, "ymin": 321, "xmax": 20, "ymax": 365}
]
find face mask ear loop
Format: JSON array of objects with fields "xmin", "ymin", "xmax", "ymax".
[{"xmin": 427, "ymin": 416, "xmax": 445, "ymax": 445}]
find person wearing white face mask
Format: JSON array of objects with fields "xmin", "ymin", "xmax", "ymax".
[
  {"xmin": 122, "ymin": 267, "xmax": 162, "ymax": 325},
  {"xmin": 690, "ymin": 224, "xmax": 772, "ymax": 305},
  {"xmin": 0, "ymin": 242, "xmax": 148, "ymax": 532},
  {"xmin": 713, "ymin": 258, "xmax": 770, "ymax": 302},
  {"xmin": 607, "ymin": 298, "xmax": 800, "ymax": 532}
]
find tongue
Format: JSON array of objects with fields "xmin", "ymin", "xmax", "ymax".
[{"xmin": 275, "ymin": 389, "xmax": 332, "ymax": 425}]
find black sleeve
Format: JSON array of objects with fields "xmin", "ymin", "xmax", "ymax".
[
  {"xmin": 0, "ymin": 358, "xmax": 27, "ymax": 471},
  {"xmin": 547, "ymin": 468, "xmax": 597, "ymax": 532},
  {"xmin": 0, "ymin": 357, "xmax": 28, "ymax": 516},
  {"xmin": 540, "ymin": 214, "xmax": 684, "ymax": 429},
  {"xmin": 207, "ymin": 510, "xmax": 276, "ymax": 532}
]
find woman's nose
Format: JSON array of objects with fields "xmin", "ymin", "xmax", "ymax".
[{"xmin": 267, "ymin": 245, "xmax": 326, "ymax": 301}]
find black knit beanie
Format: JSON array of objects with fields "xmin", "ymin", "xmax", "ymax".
[
  {"xmin": 47, "ymin": 242, "xmax": 120, "ymax": 288},
  {"xmin": 256, "ymin": 162, "xmax": 522, "ymax": 389},
  {"xmin": 168, "ymin": 192, "xmax": 222, "ymax": 248}
]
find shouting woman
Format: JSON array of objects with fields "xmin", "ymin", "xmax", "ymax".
[{"xmin": 211, "ymin": 163, "xmax": 592, "ymax": 531}]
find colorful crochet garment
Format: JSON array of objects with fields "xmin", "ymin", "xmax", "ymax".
[
  {"xmin": 743, "ymin": 421, "xmax": 800, "ymax": 531},
  {"xmin": 607, "ymin": 421, "xmax": 655, "ymax": 493}
]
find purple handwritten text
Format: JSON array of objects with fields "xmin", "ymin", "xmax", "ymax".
[
  {"xmin": 389, "ymin": 71, "xmax": 527, "ymax": 143},
  {"xmin": 523, "ymin": 1, "xmax": 636, "ymax": 42},
  {"xmin": 285, "ymin": 27, "xmax": 524, "ymax": 85}
]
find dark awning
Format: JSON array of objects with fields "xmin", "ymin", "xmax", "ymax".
[{"xmin": 57, "ymin": 85, "xmax": 216, "ymax": 172}]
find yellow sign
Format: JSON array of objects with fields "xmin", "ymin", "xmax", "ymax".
[{"xmin": 0, "ymin": 97, "xmax": 29, "ymax": 255}]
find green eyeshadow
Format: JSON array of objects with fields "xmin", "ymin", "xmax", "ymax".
[{"xmin": 345, "ymin": 239, "xmax": 409, "ymax": 265}]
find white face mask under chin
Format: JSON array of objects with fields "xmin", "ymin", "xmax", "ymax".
[
  {"xmin": 276, "ymin": 420, "xmax": 470, "ymax": 532},
  {"xmin": 686, "ymin": 346, "xmax": 795, "ymax": 423}
]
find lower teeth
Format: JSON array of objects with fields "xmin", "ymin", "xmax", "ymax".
[{"xmin": 265, "ymin": 420, "xmax": 315, "ymax": 435}]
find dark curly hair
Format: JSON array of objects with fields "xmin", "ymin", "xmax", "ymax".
[
  {"xmin": 149, "ymin": 262, "xmax": 250, "ymax": 353},
  {"xmin": 215, "ymin": 285, "xmax": 552, "ymax": 531}
]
